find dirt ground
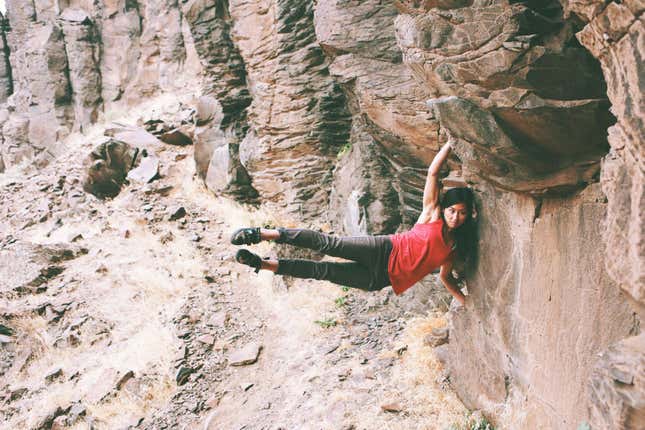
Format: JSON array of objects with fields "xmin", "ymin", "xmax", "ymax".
[{"xmin": 0, "ymin": 96, "xmax": 470, "ymax": 430}]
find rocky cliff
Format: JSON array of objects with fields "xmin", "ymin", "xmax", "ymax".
[{"xmin": 0, "ymin": 0, "xmax": 642, "ymax": 429}]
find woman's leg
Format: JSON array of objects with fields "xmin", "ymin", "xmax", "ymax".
[
  {"xmin": 261, "ymin": 258, "xmax": 387, "ymax": 292},
  {"xmin": 261, "ymin": 228, "xmax": 389, "ymax": 267}
]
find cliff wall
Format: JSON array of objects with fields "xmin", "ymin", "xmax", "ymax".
[{"xmin": 0, "ymin": 0, "xmax": 642, "ymax": 428}]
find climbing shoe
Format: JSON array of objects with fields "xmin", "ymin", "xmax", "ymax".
[
  {"xmin": 230, "ymin": 227, "xmax": 261, "ymax": 245},
  {"xmin": 235, "ymin": 249, "xmax": 262, "ymax": 273}
]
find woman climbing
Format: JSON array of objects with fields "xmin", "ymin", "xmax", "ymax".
[{"xmin": 231, "ymin": 137, "xmax": 477, "ymax": 305}]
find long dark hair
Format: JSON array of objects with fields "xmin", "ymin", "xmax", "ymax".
[{"xmin": 440, "ymin": 187, "xmax": 478, "ymax": 268}]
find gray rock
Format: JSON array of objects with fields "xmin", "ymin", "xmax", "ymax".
[
  {"xmin": 159, "ymin": 129, "xmax": 192, "ymax": 146},
  {"xmin": 195, "ymin": 96, "xmax": 219, "ymax": 125},
  {"xmin": 424, "ymin": 327, "xmax": 449, "ymax": 347},
  {"xmin": 116, "ymin": 370, "xmax": 134, "ymax": 390},
  {"xmin": 59, "ymin": 8, "xmax": 91, "ymax": 24},
  {"xmin": 168, "ymin": 207, "xmax": 186, "ymax": 221},
  {"xmin": 0, "ymin": 324, "xmax": 13, "ymax": 336},
  {"xmin": 229, "ymin": 342, "xmax": 262, "ymax": 366},
  {"xmin": 176, "ymin": 367, "xmax": 195, "ymax": 386},
  {"xmin": 45, "ymin": 367, "xmax": 64, "ymax": 383},
  {"xmin": 68, "ymin": 403, "xmax": 86, "ymax": 421},
  {"xmin": 380, "ymin": 402, "xmax": 402, "ymax": 413},
  {"xmin": 196, "ymin": 334, "xmax": 215, "ymax": 346},
  {"xmin": 127, "ymin": 154, "xmax": 159, "ymax": 184},
  {"xmin": 9, "ymin": 386, "xmax": 28, "ymax": 401},
  {"xmin": 50, "ymin": 414, "xmax": 69, "ymax": 430}
]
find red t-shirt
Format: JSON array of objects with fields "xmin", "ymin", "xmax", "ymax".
[{"xmin": 387, "ymin": 219, "xmax": 454, "ymax": 295}]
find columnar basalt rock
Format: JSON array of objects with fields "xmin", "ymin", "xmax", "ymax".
[
  {"xmin": 59, "ymin": 9, "xmax": 103, "ymax": 132},
  {"xmin": 97, "ymin": 2, "xmax": 143, "ymax": 103},
  {"xmin": 315, "ymin": 0, "xmax": 447, "ymax": 231},
  {"xmin": 0, "ymin": 0, "xmax": 200, "ymax": 173},
  {"xmin": 1, "ymin": 20, "xmax": 72, "ymax": 168},
  {"xmin": 229, "ymin": 0, "xmax": 352, "ymax": 220},
  {"xmin": 329, "ymin": 121, "xmax": 402, "ymax": 235},
  {"xmin": 0, "ymin": 14, "xmax": 12, "ymax": 104},
  {"xmin": 127, "ymin": 0, "xmax": 188, "ymax": 101},
  {"xmin": 182, "ymin": 0, "xmax": 256, "ymax": 199}
]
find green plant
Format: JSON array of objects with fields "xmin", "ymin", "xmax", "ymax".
[
  {"xmin": 447, "ymin": 413, "xmax": 495, "ymax": 430},
  {"xmin": 341, "ymin": 286, "xmax": 350, "ymax": 292},
  {"xmin": 336, "ymin": 142, "xmax": 352, "ymax": 159},
  {"xmin": 314, "ymin": 318, "xmax": 337, "ymax": 328},
  {"xmin": 335, "ymin": 296, "xmax": 348, "ymax": 307}
]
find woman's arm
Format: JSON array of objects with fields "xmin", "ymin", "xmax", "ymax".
[
  {"xmin": 417, "ymin": 139, "xmax": 453, "ymax": 223},
  {"xmin": 423, "ymin": 140, "xmax": 452, "ymax": 208},
  {"xmin": 439, "ymin": 260, "xmax": 466, "ymax": 306}
]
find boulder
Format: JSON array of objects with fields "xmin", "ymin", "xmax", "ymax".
[{"xmin": 82, "ymin": 139, "xmax": 139, "ymax": 198}]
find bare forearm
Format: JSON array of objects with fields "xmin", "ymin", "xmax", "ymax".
[
  {"xmin": 428, "ymin": 141, "xmax": 452, "ymax": 176},
  {"xmin": 422, "ymin": 141, "xmax": 452, "ymax": 207},
  {"xmin": 440, "ymin": 276, "xmax": 466, "ymax": 305}
]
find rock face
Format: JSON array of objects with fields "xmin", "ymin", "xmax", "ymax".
[
  {"xmin": 564, "ymin": 2, "xmax": 645, "ymax": 428},
  {"xmin": 0, "ymin": 1, "xmax": 643, "ymax": 429},
  {"xmin": 0, "ymin": 0, "xmax": 200, "ymax": 171},
  {"xmin": 227, "ymin": 0, "xmax": 352, "ymax": 219}
]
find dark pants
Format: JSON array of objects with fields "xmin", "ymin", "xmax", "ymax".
[{"xmin": 276, "ymin": 229, "xmax": 392, "ymax": 292}]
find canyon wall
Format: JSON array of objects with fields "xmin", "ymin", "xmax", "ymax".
[{"xmin": 0, "ymin": 0, "xmax": 642, "ymax": 428}]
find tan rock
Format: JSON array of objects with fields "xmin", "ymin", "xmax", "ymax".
[
  {"xmin": 445, "ymin": 182, "xmax": 635, "ymax": 428},
  {"xmin": 228, "ymin": 342, "xmax": 262, "ymax": 366},
  {"xmin": 588, "ymin": 333, "xmax": 645, "ymax": 429},
  {"xmin": 59, "ymin": 9, "xmax": 102, "ymax": 132}
]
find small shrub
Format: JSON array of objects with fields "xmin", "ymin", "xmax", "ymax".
[
  {"xmin": 337, "ymin": 142, "xmax": 352, "ymax": 158},
  {"xmin": 335, "ymin": 296, "xmax": 347, "ymax": 307},
  {"xmin": 447, "ymin": 413, "xmax": 495, "ymax": 430},
  {"xmin": 314, "ymin": 318, "xmax": 337, "ymax": 328}
]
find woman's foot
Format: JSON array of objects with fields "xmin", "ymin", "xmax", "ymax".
[
  {"xmin": 235, "ymin": 249, "xmax": 280, "ymax": 273},
  {"xmin": 230, "ymin": 227, "xmax": 281, "ymax": 245},
  {"xmin": 230, "ymin": 227, "xmax": 261, "ymax": 245},
  {"xmin": 235, "ymin": 249, "xmax": 262, "ymax": 273}
]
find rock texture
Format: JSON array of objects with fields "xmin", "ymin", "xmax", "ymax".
[
  {"xmin": 0, "ymin": 0, "xmax": 643, "ymax": 429},
  {"xmin": 564, "ymin": 2, "xmax": 645, "ymax": 428},
  {"xmin": 0, "ymin": 0, "xmax": 200, "ymax": 171}
]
